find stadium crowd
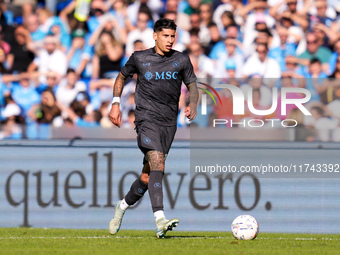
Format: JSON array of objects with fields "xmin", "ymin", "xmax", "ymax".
[{"xmin": 0, "ymin": 0, "xmax": 340, "ymax": 141}]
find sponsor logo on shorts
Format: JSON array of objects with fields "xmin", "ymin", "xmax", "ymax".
[
  {"xmin": 143, "ymin": 63, "xmax": 150, "ymax": 66},
  {"xmin": 143, "ymin": 137, "xmax": 151, "ymax": 144}
]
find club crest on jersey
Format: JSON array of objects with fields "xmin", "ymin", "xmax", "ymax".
[
  {"xmin": 172, "ymin": 61, "xmax": 180, "ymax": 69},
  {"xmin": 144, "ymin": 71, "xmax": 154, "ymax": 81}
]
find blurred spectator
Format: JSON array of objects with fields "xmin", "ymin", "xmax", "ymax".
[
  {"xmin": 89, "ymin": 14, "xmax": 127, "ymax": 46},
  {"xmin": 187, "ymin": 41, "xmax": 214, "ymax": 78},
  {"xmin": 36, "ymin": 71, "xmax": 60, "ymax": 94},
  {"xmin": 0, "ymin": 46, "xmax": 7, "ymax": 73},
  {"xmin": 243, "ymin": 0, "xmax": 275, "ymax": 52},
  {"xmin": 298, "ymin": 32, "xmax": 332, "ymax": 73},
  {"xmin": 134, "ymin": 40, "xmax": 145, "ymax": 52},
  {"xmin": 312, "ymin": 23, "xmax": 332, "ymax": 49},
  {"xmin": 0, "ymin": 95, "xmax": 23, "ymax": 139},
  {"xmin": 272, "ymin": 26, "xmax": 299, "ymax": 71},
  {"xmin": 243, "ymin": 43, "xmax": 281, "ymax": 79},
  {"xmin": 319, "ymin": 55, "xmax": 340, "ymax": 104},
  {"xmin": 75, "ymin": 91, "xmax": 94, "ymax": 116},
  {"xmin": 37, "ymin": 8, "xmax": 55, "ymax": 35},
  {"xmin": 27, "ymin": 87, "xmax": 61, "ymax": 125},
  {"xmin": 209, "ymin": 24, "xmax": 242, "ymax": 60},
  {"xmin": 278, "ymin": 56, "xmax": 305, "ymax": 88},
  {"xmin": 125, "ymin": 11, "xmax": 154, "ymax": 56},
  {"xmin": 198, "ymin": 3, "xmax": 213, "ymax": 46},
  {"xmin": 92, "ymin": 32, "xmax": 124, "ymax": 79},
  {"xmin": 282, "ymin": 55, "xmax": 303, "ymax": 73},
  {"xmin": 67, "ymin": 28, "xmax": 92, "ymax": 77},
  {"xmin": 70, "ymin": 108, "xmax": 102, "ymax": 127},
  {"xmin": 56, "ymin": 68, "xmax": 87, "ymax": 108},
  {"xmin": 213, "ymin": 0, "xmax": 244, "ymax": 34},
  {"xmin": 90, "ymin": 31, "xmax": 123, "ymax": 105},
  {"xmin": 240, "ymin": 74, "xmax": 272, "ymax": 107},
  {"xmin": 189, "ymin": 12, "xmax": 200, "ymax": 30},
  {"xmin": 165, "ymin": 0, "xmax": 178, "ymax": 13},
  {"xmin": 0, "ymin": 1, "xmax": 14, "ymax": 26},
  {"xmin": 269, "ymin": 0, "xmax": 301, "ymax": 16},
  {"xmin": 276, "ymin": 74, "xmax": 306, "ymax": 119},
  {"xmin": 6, "ymin": 1, "xmax": 35, "ymax": 21},
  {"xmin": 214, "ymin": 36, "xmax": 243, "ymax": 78},
  {"xmin": 7, "ymin": 25, "xmax": 34, "ymax": 73},
  {"xmin": 299, "ymin": 58, "xmax": 327, "ymax": 102},
  {"xmin": 109, "ymin": 0, "xmax": 129, "ymax": 32},
  {"xmin": 308, "ymin": 105, "xmax": 337, "ymax": 141},
  {"xmin": 58, "ymin": 96, "xmax": 101, "ymax": 127},
  {"xmin": 25, "ymin": 13, "xmax": 45, "ymax": 42},
  {"xmin": 188, "ymin": 27, "xmax": 200, "ymax": 45},
  {"xmin": 218, "ymin": 11, "xmax": 237, "ymax": 38},
  {"xmin": 48, "ymin": 22, "xmax": 71, "ymax": 52},
  {"xmin": 0, "ymin": 27, "xmax": 11, "ymax": 56},
  {"xmin": 11, "ymin": 72, "xmax": 40, "ymax": 116},
  {"xmin": 225, "ymin": 59, "xmax": 238, "ymax": 80},
  {"xmin": 87, "ymin": 0, "xmax": 108, "ymax": 33},
  {"xmin": 28, "ymin": 35, "xmax": 67, "ymax": 83},
  {"xmin": 241, "ymin": 88, "xmax": 275, "ymax": 126},
  {"xmin": 272, "ymin": 7, "xmax": 308, "ymax": 31},
  {"xmin": 122, "ymin": 109, "xmax": 136, "ymax": 128},
  {"xmin": 278, "ymin": 13, "xmax": 306, "ymax": 55},
  {"xmin": 121, "ymin": 92, "xmax": 135, "ymax": 123},
  {"xmin": 127, "ymin": 0, "xmax": 162, "ymax": 26},
  {"xmin": 307, "ymin": 0, "xmax": 336, "ymax": 29},
  {"xmin": 205, "ymin": 22, "xmax": 223, "ymax": 56},
  {"xmin": 99, "ymin": 101, "xmax": 114, "ymax": 128},
  {"xmin": 328, "ymin": 39, "xmax": 340, "ymax": 74},
  {"xmin": 183, "ymin": 0, "xmax": 200, "ymax": 15},
  {"xmin": 287, "ymin": 108, "xmax": 316, "ymax": 141}
]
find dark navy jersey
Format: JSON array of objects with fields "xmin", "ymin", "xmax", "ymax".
[{"xmin": 121, "ymin": 47, "xmax": 196, "ymax": 126}]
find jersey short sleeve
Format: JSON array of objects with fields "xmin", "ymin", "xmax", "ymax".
[
  {"xmin": 182, "ymin": 54, "xmax": 196, "ymax": 86},
  {"xmin": 121, "ymin": 53, "xmax": 137, "ymax": 78}
]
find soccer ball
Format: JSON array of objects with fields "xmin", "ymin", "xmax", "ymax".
[{"xmin": 231, "ymin": 215, "xmax": 259, "ymax": 240}]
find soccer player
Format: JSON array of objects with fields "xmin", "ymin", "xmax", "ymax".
[{"xmin": 108, "ymin": 18, "xmax": 198, "ymax": 238}]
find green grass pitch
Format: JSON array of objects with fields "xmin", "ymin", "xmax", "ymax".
[{"xmin": 1, "ymin": 228, "xmax": 339, "ymax": 255}]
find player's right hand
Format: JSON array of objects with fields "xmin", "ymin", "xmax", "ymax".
[{"xmin": 109, "ymin": 104, "xmax": 122, "ymax": 128}]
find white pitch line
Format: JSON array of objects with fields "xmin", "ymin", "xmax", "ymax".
[
  {"xmin": 0, "ymin": 236, "xmax": 338, "ymax": 241},
  {"xmin": 0, "ymin": 236, "xmax": 112, "ymax": 240}
]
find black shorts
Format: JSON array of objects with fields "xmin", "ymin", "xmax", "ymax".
[{"xmin": 135, "ymin": 121, "xmax": 177, "ymax": 165}]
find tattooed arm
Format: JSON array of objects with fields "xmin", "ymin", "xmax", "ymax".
[
  {"xmin": 185, "ymin": 82, "xmax": 198, "ymax": 121},
  {"xmin": 113, "ymin": 72, "xmax": 126, "ymax": 98},
  {"xmin": 109, "ymin": 72, "xmax": 127, "ymax": 127}
]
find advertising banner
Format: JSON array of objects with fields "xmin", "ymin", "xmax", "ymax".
[{"xmin": 1, "ymin": 140, "xmax": 340, "ymax": 233}]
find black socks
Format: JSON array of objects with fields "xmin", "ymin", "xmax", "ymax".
[
  {"xmin": 148, "ymin": 171, "xmax": 164, "ymax": 213},
  {"xmin": 124, "ymin": 171, "xmax": 164, "ymax": 213},
  {"xmin": 124, "ymin": 177, "xmax": 148, "ymax": 205}
]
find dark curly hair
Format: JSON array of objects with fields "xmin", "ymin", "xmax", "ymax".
[{"xmin": 153, "ymin": 18, "xmax": 177, "ymax": 32}]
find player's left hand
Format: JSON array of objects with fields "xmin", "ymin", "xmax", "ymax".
[{"xmin": 184, "ymin": 104, "xmax": 197, "ymax": 121}]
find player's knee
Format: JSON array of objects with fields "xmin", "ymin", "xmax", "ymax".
[
  {"xmin": 140, "ymin": 173, "xmax": 149, "ymax": 184},
  {"xmin": 142, "ymin": 162, "xmax": 150, "ymax": 174}
]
